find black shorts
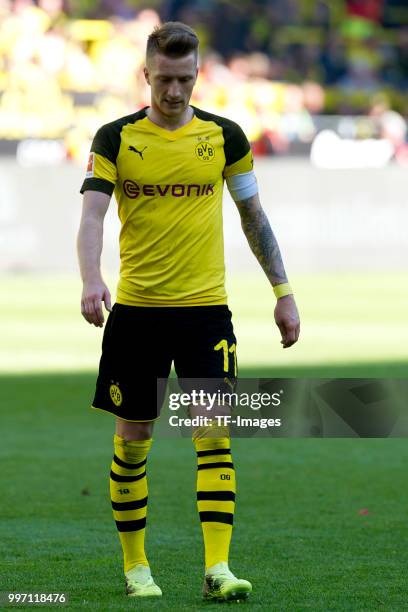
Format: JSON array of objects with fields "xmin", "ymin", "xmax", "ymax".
[{"xmin": 92, "ymin": 304, "xmax": 237, "ymax": 422}]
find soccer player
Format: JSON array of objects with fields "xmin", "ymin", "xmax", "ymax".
[{"xmin": 77, "ymin": 21, "xmax": 300, "ymax": 602}]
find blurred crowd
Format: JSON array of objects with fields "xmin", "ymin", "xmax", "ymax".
[{"xmin": 0, "ymin": 0, "xmax": 407, "ymax": 162}]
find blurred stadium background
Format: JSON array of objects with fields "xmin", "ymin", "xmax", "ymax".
[
  {"xmin": 2, "ymin": 2, "xmax": 408, "ymax": 609},
  {"xmin": 0, "ymin": 0, "xmax": 407, "ymax": 373}
]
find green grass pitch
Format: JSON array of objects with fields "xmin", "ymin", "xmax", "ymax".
[{"xmin": 1, "ymin": 273, "xmax": 408, "ymax": 609}]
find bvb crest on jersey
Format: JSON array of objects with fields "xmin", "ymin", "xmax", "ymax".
[{"xmin": 195, "ymin": 141, "xmax": 215, "ymax": 161}]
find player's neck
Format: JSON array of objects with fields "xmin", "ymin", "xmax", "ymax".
[{"xmin": 146, "ymin": 105, "xmax": 194, "ymax": 131}]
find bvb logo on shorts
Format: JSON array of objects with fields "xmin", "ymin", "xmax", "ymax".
[
  {"xmin": 195, "ymin": 142, "xmax": 215, "ymax": 162},
  {"xmin": 109, "ymin": 383, "xmax": 123, "ymax": 407}
]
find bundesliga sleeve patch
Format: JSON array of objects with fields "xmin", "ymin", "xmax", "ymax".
[{"xmin": 86, "ymin": 152, "xmax": 95, "ymax": 178}]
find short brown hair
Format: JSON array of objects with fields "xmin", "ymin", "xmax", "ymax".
[{"xmin": 146, "ymin": 21, "xmax": 199, "ymax": 61}]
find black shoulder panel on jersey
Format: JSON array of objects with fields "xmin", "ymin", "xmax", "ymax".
[
  {"xmin": 91, "ymin": 107, "xmax": 147, "ymax": 164},
  {"xmin": 192, "ymin": 106, "xmax": 250, "ymax": 166}
]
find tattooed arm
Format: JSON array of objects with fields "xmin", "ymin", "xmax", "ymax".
[
  {"xmin": 235, "ymin": 193, "xmax": 288, "ymax": 286},
  {"xmin": 235, "ymin": 193, "xmax": 300, "ymax": 348}
]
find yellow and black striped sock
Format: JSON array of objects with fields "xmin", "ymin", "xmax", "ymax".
[
  {"xmin": 110, "ymin": 434, "xmax": 152, "ymax": 574},
  {"xmin": 193, "ymin": 426, "xmax": 236, "ymax": 571}
]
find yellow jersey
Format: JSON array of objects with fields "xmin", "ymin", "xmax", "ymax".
[{"xmin": 80, "ymin": 106, "xmax": 253, "ymax": 306}]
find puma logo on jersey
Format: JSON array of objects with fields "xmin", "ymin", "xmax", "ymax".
[{"xmin": 128, "ymin": 145, "xmax": 147, "ymax": 159}]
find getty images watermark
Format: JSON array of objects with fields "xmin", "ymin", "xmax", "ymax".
[
  {"xmin": 167, "ymin": 388, "xmax": 283, "ymax": 429},
  {"xmin": 156, "ymin": 378, "xmax": 408, "ymax": 438}
]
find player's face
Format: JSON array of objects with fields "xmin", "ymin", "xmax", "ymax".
[{"xmin": 144, "ymin": 52, "xmax": 198, "ymax": 118}]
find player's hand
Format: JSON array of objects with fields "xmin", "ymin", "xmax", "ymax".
[
  {"xmin": 274, "ymin": 294, "xmax": 300, "ymax": 348},
  {"xmin": 81, "ymin": 280, "xmax": 112, "ymax": 327}
]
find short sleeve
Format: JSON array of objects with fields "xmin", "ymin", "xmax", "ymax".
[
  {"xmin": 80, "ymin": 124, "xmax": 119, "ymax": 195},
  {"xmin": 222, "ymin": 122, "xmax": 254, "ymax": 177}
]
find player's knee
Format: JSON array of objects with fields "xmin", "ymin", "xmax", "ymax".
[
  {"xmin": 115, "ymin": 418, "xmax": 153, "ymax": 441},
  {"xmin": 192, "ymin": 423, "xmax": 230, "ymax": 443}
]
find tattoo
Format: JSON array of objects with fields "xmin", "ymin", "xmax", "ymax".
[{"xmin": 235, "ymin": 194, "xmax": 287, "ymax": 286}]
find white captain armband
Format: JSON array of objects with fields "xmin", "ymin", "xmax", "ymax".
[{"xmin": 226, "ymin": 170, "xmax": 258, "ymax": 202}]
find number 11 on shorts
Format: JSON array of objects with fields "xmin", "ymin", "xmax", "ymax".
[{"xmin": 214, "ymin": 339, "xmax": 237, "ymax": 376}]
